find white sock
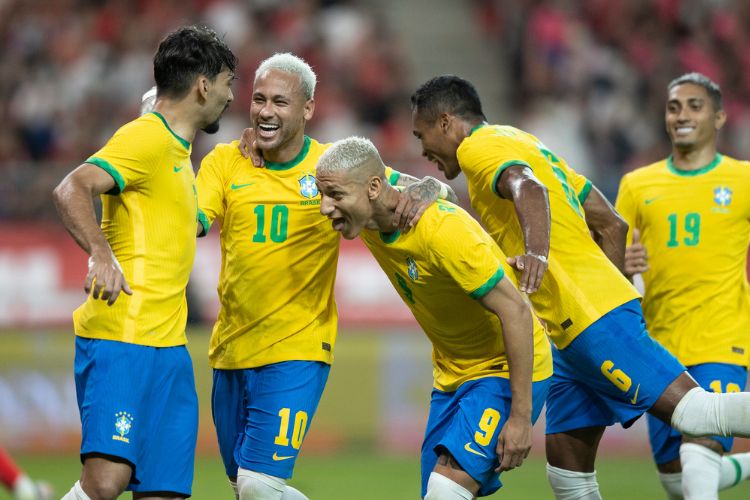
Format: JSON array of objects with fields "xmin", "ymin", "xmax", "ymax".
[
  {"xmin": 680, "ymin": 443, "xmax": 720, "ymax": 499},
  {"xmin": 229, "ymin": 478, "xmax": 239, "ymax": 499},
  {"xmin": 671, "ymin": 387, "xmax": 750, "ymax": 437},
  {"xmin": 282, "ymin": 485, "xmax": 308, "ymax": 499},
  {"xmin": 423, "ymin": 472, "xmax": 473, "ymax": 500},
  {"xmin": 657, "ymin": 471, "xmax": 683, "ymax": 499},
  {"xmin": 719, "ymin": 452, "xmax": 750, "ymax": 490},
  {"xmin": 237, "ymin": 468, "xmax": 286, "ymax": 500},
  {"xmin": 546, "ymin": 464, "xmax": 602, "ymax": 500},
  {"xmin": 60, "ymin": 481, "xmax": 91, "ymax": 500}
]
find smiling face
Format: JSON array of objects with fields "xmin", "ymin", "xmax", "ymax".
[
  {"xmin": 251, "ymin": 68, "xmax": 314, "ymax": 158},
  {"xmin": 665, "ymin": 82, "xmax": 725, "ymax": 152},
  {"xmin": 317, "ymin": 168, "xmax": 376, "ymax": 240},
  {"xmin": 411, "ymin": 108, "xmax": 462, "ymax": 180}
]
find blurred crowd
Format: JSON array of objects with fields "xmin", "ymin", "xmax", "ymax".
[
  {"xmin": 474, "ymin": 0, "xmax": 750, "ymax": 197},
  {"xmin": 0, "ymin": 0, "xmax": 417, "ymax": 220},
  {"xmin": 3, "ymin": 0, "xmax": 750, "ymax": 219}
]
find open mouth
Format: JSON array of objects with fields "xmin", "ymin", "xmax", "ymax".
[
  {"xmin": 257, "ymin": 123, "xmax": 280, "ymax": 138},
  {"xmin": 331, "ymin": 217, "xmax": 346, "ymax": 232},
  {"xmin": 674, "ymin": 126, "xmax": 695, "ymax": 136}
]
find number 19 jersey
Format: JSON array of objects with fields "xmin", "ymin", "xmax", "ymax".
[
  {"xmin": 615, "ymin": 155, "xmax": 750, "ymax": 366},
  {"xmin": 457, "ymin": 124, "xmax": 640, "ymax": 349}
]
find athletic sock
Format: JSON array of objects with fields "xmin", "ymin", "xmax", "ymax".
[
  {"xmin": 546, "ymin": 463, "xmax": 602, "ymax": 499},
  {"xmin": 680, "ymin": 443, "xmax": 720, "ymax": 499},
  {"xmin": 657, "ymin": 471, "xmax": 683, "ymax": 499},
  {"xmin": 719, "ymin": 452, "xmax": 750, "ymax": 490}
]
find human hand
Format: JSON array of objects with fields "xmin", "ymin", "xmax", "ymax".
[
  {"xmin": 495, "ymin": 415, "xmax": 532, "ymax": 473},
  {"xmin": 624, "ymin": 228, "xmax": 648, "ymax": 276},
  {"xmin": 237, "ymin": 128, "xmax": 264, "ymax": 166},
  {"xmin": 84, "ymin": 249, "xmax": 132, "ymax": 306},
  {"xmin": 393, "ymin": 177, "xmax": 440, "ymax": 232},
  {"xmin": 506, "ymin": 253, "xmax": 548, "ymax": 293}
]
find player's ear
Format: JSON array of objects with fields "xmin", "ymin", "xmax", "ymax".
[
  {"xmin": 368, "ymin": 175, "xmax": 382, "ymax": 200},
  {"xmin": 303, "ymin": 98, "xmax": 315, "ymax": 121},
  {"xmin": 438, "ymin": 113, "xmax": 451, "ymax": 134},
  {"xmin": 197, "ymin": 75, "xmax": 210, "ymax": 100},
  {"xmin": 715, "ymin": 108, "xmax": 727, "ymax": 131}
]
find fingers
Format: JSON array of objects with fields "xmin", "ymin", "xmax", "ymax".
[
  {"xmin": 403, "ymin": 202, "xmax": 429, "ymax": 232},
  {"xmin": 392, "ymin": 195, "xmax": 409, "ymax": 230},
  {"xmin": 85, "ymin": 255, "xmax": 132, "ymax": 305},
  {"xmin": 238, "ymin": 128, "xmax": 252, "ymax": 159},
  {"xmin": 515, "ymin": 255, "xmax": 547, "ymax": 293},
  {"xmin": 632, "ymin": 228, "xmax": 641, "ymax": 244}
]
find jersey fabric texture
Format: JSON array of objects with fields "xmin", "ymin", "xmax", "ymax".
[
  {"xmin": 75, "ymin": 112, "xmax": 200, "ymax": 347},
  {"xmin": 616, "ymin": 154, "xmax": 750, "ymax": 367},
  {"xmin": 545, "ymin": 300, "xmax": 685, "ymax": 434},
  {"xmin": 360, "ymin": 199, "xmax": 553, "ymax": 392},
  {"xmin": 198, "ymin": 136, "xmax": 400, "ymax": 369},
  {"xmin": 421, "ymin": 377, "xmax": 550, "ymax": 497},
  {"xmin": 457, "ymin": 124, "xmax": 640, "ymax": 349},
  {"xmin": 647, "ymin": 362, "xmax": 747, "ymax": 464},
  {"xmin": 74, "ymin": 337, "xmax": 198, "ymax": 495}
]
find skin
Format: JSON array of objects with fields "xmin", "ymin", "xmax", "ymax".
[
  {"xmin": 411, "ymin": 108, "xmax": 548, "ymax": 293},
  {"xmin": 410, "ymin": 102, "xmax": 706, "ymax": 475},
  {"xmin": 317, "ymin": 162, "xmax": 536, "ymax": 492},
  {"xmin": 623, "ymin": 82, "xmax": 728, "ymax": 474},
  {"xmin": 53, "ymin": 69, "xmax": 234, "ymax": 500}
]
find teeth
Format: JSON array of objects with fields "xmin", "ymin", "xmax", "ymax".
[
  {"xmin": 676, "ymin": 127, "xmax": 694, "ymax": 134},
  {"xmin": 258, "ymin": 124, "xmax": 279, "ymax": 131}
]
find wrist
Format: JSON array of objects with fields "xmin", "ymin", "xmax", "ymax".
[{"xmin": 525, "ymin": 251, "xmax": 547, "ymax": 263}]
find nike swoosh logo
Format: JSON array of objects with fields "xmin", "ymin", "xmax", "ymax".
[
  {"xmin": 644, "ymin": 197, "xmax": 660, "ymax": 205},
  {"xmin": 272, "ymin": 452, "xmax": 294, "ymax": 461},
  {"xmin": 231, "ymin": 182, "xmax": 255, "ymax": 190},
  {"xmin": 463, "ymin": 442, "xmax": 487, "ymax": 458},
  {"xmin": 173, "ymin": 165, "xmax": 184, "ymax": 173},
  {"xmin": 630, "ymin": 383, "xmax": 640, "ymax": 404}
]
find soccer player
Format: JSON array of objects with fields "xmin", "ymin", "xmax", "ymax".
[
  {"xmin": 196, "ymin": 53, "xmax": 455, "ymax": 500},
  {"xmin": 615, "ymin": 73, "xmax": 750, "ymax": 499},
  {"xmin": 52, "ymin": 26, "xmax": 236, "ymax": 500},
  {"xmin": 315, "ymin": 136, "xmax": 552, "ymax": 499},
  {"xmin": 0, "ymin": 447, "xmax": 52, "ymax": 500},
  {"xmin": 409, "ymin": 75, "xmax": 750, "ymax": 500}
]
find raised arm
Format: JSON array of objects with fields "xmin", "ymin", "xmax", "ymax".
[
  {"xmin": 392, "ymin": 172, "xmax": 458, "ymax": 231},
  {"xmin": 495, "ymin": 165, "xmax": 550, "ymax": 294},
  {"xmin": 52, "ymin": 164, "xmax": 132, "ymax": 305},
  {"xmin": 581, "ymin": 185, "xmax": 629, "ymax": 274},
  {"xmin": 478, "ymin": 277, "xmax": 534, "ymax": 473}
]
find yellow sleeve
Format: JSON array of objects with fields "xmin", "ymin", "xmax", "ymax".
[
  {"xmin": 460, "ymin": 135, "xmax": 531, "ymax": 197},
  {"xmin": 560, "ymin": 163, "xmax": 592, "ymax": 204},
  {"xmin": 85, "ymin": 123, "xmax": 166, "ymax": 194},
  {"xmin": 196, "ymin": 147, "xmax": 227, "ymax": 233},
  {"xmin": 427, "ymin": 212, "xmax": 505, "ymax": 298},
  {"xmin": 614, "ymin": 174, "xmax": 637, "ymax": 245}
]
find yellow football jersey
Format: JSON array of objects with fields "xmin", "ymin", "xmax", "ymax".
[
  {"xmin": 616, "ymin": 154, "xmax": 750, "ymax": 366},
  {"xmin": 457, "ymin": 124, "xmax": 640, "ymax": 348},
  {"xmin": 197, "ymin": 136, "xmax": 403, "ymax": 369},
  {"xmin": 73, "ymin": 112, "xmax": 199, "ymax": 347},
  {"xmin": 360, "ymin": 199, "xmax": 553, "ymax": 392}
]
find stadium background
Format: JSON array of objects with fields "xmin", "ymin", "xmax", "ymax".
[{"xmin": 1, "ymin": 0, "xmax": 749, "ymax": 497}]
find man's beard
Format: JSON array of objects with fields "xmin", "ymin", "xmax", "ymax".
[{"xmin": 202, "ymin": 119, "xmax": 221, "ymax": 134}]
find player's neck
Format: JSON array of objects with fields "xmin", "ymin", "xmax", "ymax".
[
  {"xmin": 670, "ymin": 145, "xmax": 718, "ymax": 171},
  {"xmin": 263, "ymin": 134, "xmax": 306, "ymax": 164},
  {"xmin": 372, "ymin": 186, "xmax": 400, "ymax": 233},
  {"xmin": 152, "ymin": 101, "xmax": 198, "ymax": 143}
]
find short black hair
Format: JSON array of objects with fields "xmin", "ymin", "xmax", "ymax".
[
  {"xmin": 410, "ymin": 75, "xmax": 487, "ymax": 123},
  {"xmin": 154, "ymin": 25, "xmax": 237, "ymax": 99},
  {"xmin": 668, "ymin": 72, "xmax": 723, "ymax": 110}
]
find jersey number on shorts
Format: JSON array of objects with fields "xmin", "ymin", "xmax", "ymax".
[
  {"xmin": 253, "ymin": 204, "xmax": 289, "ymax": 243},
  {"xmin": 709, "ymin": 380, "xmax": 741, "ymax": 394},
  {"xmin": 475, "ymin": 408, "xmax": 501, "ymax": 446},
  {"xmin": 600, "ymin": 360, "xmax": 632, "ymax": 392},
  {"xmin": 274, "ymin": 408, "xmax": 308, "ymax": 449},
  {"xmin": 667, "ymin": 212, "xmax": 701, "ymax": 248},
  {"xmin": 537, "ymin": 146, "xmax": 584, "ymax": 217}
]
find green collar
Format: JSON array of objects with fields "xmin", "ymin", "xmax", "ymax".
[
  {"xmin": 265, "ymin": 136, "xmax": 311, "ymax": 170},
  {"xmin": 379, "ymin": 230, "xmax": 401, "ymax": 244},
  {"xmin": 150, "ymin": 112, "xmax": 190, "ymax": 151},
  {"xmin": 667, "ymin": 153, "xmax": 722, "ymax": 177},
  {"xmin": 468, "ymin": 121, "xmax": 488, "ymax": 137}
]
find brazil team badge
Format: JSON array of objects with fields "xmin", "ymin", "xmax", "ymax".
[
  {"xmin": 713, "ymin": 186, "xmax": 732, "ymax": 207},
  {"xmin": 406, "ymin": 257, "xmax": 419, "ymax": 281},
  {"xmin": 299, "ymin": 173, "xmax": 318, "ymax": 199},
  {"xmin": 113, "ymin": 411, "xmax": 133, "ymax": 443}
]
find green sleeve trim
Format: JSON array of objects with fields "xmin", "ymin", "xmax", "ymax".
[
  {"xmin": 491, "ymin": 160, "xmax": 531, "ymax": 197},
  {"xmin": 197, "ymin": 209, "xmax": 211, "ymax": 237},
  {"xmin": 86, "ymin": 157, "xmax": 126, "ymax": 194},
  {"xmin": 388, "ymin": 169, "xmax": 401, "ymax": 186},
  {"xmin": 578, "ymin": 179, "xmax": 592, "ymax": 204},
  {"xmin": 469, "ymin": 265, "xmax": 505, "ymax": 299},
  {"xmin": 151, "ymin": 112, "xmax": 191, "ymax": 151}
]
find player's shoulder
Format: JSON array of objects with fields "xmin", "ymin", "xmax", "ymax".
[
  {"xmin": 720, "ymin": 154, "xmax": 750, "ymax": 173},
  {"xmin": 622, "ymin": 159, "xmax": 668, "ymax": 184}
]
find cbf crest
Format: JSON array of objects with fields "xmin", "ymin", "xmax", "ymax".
[
  {"xmin": 298, "ymin": 173, "xmax": 318, "ymax": 199},
  {"xmin": 714, "ymin": 186, "xmax": 732, "ymax": 207},
  {"xmin": 112, "ymin": 411, "xmax": 133, "ymax": 443},
  {"xmin": 406, "ymin": 257, "xmax": 419, "ymax": 281}
]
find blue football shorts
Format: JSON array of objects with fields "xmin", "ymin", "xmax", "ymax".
[
  {"xmin": 420, "ymin": 376, "xmax": 551, "ymax": 497},
  {"xmin": 74, "ymin": 336, "xmax": 198, "ymax": 496},
  {"xmin": 545, "ymin": 299, "xmax": 686, "ymax": 434},
  {"xmin": 212, "ymin": 360, "xmax": 330, "ymax": 479},
  {"xmin": 648, "ymin": 362, "xmax": 747, "ymax": 464}
]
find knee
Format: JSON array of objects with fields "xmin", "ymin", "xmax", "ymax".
[
  {"xmin": 236, "ymin": 468, "xmax": 285, "ymax": 500},
  {"xmin": 80, "ymin": 478, "xmax": 126, "ymax": 500},
  {"xmin": 546, "ymin": 464, "xmax": 602, "ymax": 500}
]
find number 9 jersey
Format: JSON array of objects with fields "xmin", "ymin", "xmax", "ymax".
[{"xmin": 456, "ymin": 124, "xmax": 640, "ymax": 349}]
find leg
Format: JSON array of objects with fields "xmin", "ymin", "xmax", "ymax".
[
  {"xmin": 211, "ymin": 368, "xmax": 246, "ymax": 495},
  {"xmin": 546, "ymin": 427, "xmax": 605, "ymax": 473},
  {"xmin": 64, "ymin": 456, "xmax": 130, "ymax": 500},
  {"xmin": 424, "ymin": 451, "xmax": 477, "ymax": 500}
]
